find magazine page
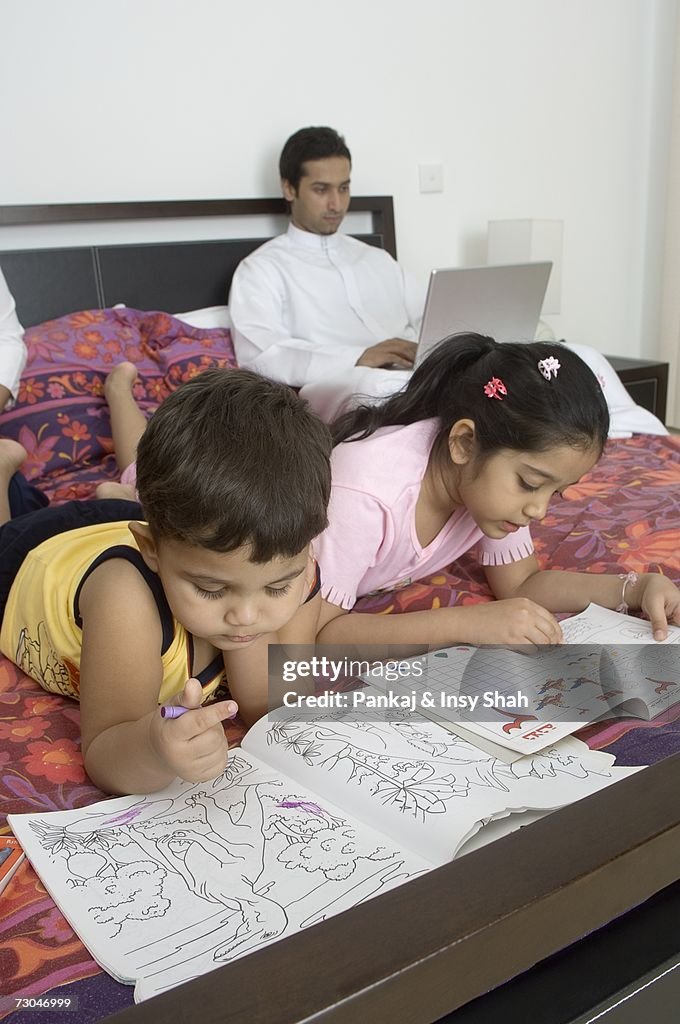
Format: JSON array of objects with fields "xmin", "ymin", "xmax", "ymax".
[
  {"xmin": 563, "ymin": 605, "xmax": 680, "ymax": 719},
  {"xmin": 357, "ymin": 607, "xmax": 680, "ymax": 749},
  {"xmin": 360, "ymin": 643, "xmax": 610, "ymax": 754}
]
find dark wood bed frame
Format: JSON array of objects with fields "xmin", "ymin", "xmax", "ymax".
[
  {"xmin": 0, "ymin": 197, "xmax": 396, "ymax": 327},
  {"xmin": 1, "ymin": 199, "xmax": 679, "ymax": 1024}
]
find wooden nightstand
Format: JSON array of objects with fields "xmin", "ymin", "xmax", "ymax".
[{"xmin": 605, "ymin": 356, "xmax": 669, "ymax": 423}]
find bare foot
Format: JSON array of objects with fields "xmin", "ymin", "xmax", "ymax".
[
  {"xmin": 0, "ymin": 439, "xmax": 27, "ymax": 479},
  {"xmin": 104, "ymin": 362, "xmax": 139, "ymax": 402},
  {"xmin": 95, "ymin": 481, "xmax": 138, "ymax": 501}
]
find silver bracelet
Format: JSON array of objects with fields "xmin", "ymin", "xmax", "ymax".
[{"xmin": 616, "ymin": 571, "xmax": 639, "ymax": 614}]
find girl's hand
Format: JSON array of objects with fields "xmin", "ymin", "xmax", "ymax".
[
  {"xmin": 633, "ymin": 575, "xmax": 680, "ymax": 641},
  {"xmin": 149, "ymin": 678, "xmax": 238, "ymax": 783},
  {"xmin": 460, "ymin": 598, "xmax": 563, "ymax": 647}
]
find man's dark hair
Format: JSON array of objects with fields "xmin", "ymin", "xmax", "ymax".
[
  {"xmin": 279, "ymin": 126, "xmax": 351, "ymax": 192},
  {"xmin": 135, "ymin": 369, "xmax": 332, "ymax": 562}
]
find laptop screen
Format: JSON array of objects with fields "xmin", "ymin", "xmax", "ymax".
[{"xmin": 415, "ymin": 261, "xmax": 553, "ymax": 366}]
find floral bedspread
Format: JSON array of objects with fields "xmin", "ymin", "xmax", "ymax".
[
  {"xmin": 1, "ymin": 320, "xmax": 679, "ymax": 1022},
  {"xmin": 0, "ymin": 307, "xmax": 237, "ymax": 502}
]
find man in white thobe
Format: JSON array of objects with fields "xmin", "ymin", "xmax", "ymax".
[
  {"xmin": 0, "ymin": 269, "xmax": 26, "ymax": 414},
  {"xmin": 229, "ymin": 126, "xmax": 424, "ymax": 420}
]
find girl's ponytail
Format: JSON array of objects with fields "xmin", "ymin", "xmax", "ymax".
[{"xmin": 332, "ymin": 333, "xmax": 498, "ymax": 443}]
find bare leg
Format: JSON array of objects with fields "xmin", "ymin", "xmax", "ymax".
[
  {"xmin": 0, "ymin": 384, "xmax": 13, "ymax": 416},
  {"xmin": 104, "ymin": 362, "xmax": 147, "ymax": 473},
  {"xmin": 0, "ymin": 439, "xmax": 28, "ymax": 525}
]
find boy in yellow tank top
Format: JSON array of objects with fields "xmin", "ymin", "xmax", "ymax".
[{"xmin": 0, "ymin": 369, "xmax": 330, "ymax": 796}]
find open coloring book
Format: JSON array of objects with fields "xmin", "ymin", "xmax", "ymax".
[
  {"xmin": 9, "ymin": 703, "xmax": 640, "ymax": 1003},
  {"xmin": 361, "ymin": 604, "xmax": 680, "ymax": 759}
]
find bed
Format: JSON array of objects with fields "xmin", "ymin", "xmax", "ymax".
[{"xmin": 0, "ymin": 199, "xmax": 679, "ymax": 1024}]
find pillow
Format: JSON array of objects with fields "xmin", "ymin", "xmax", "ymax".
[
  {"xmin": 1, "ymin": 307, "xmax": 237, "ymax": 500},
  {"xmin": 561, "ymin": 341, "xmax": 668, "ymax": 438},
  {"xmin": 174, "ymin": 305, "xmax": 231, "ymax": 330},
  {"xmin": 112, "ymin": 303, "xmax": 231, "ymax": 329}
]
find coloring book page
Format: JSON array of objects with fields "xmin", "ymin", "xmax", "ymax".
[
  {"xmin": 9, "ymin": 749, "xmax": 429, "ymax": 1003},
  {"xmin": 9, "ymin": 698, "xmax": 642, "ymax": 1002},
  {"xmin": 246, "ymin": 703, "xmax": 641, "ymax": 866}
]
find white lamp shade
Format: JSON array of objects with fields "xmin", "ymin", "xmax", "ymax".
[{"xmin": 487, "ymin": 219, "xmax": 563, "ymax": 315}]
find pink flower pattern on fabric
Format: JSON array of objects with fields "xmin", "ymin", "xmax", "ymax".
[{"xmin": 0, "ymin": 307, "xmax": 237, "ymax": 500}]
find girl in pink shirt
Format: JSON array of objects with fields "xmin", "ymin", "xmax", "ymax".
[{"xmin": 314, "ymin": 333, "xmax": 680, "ymax": 647}]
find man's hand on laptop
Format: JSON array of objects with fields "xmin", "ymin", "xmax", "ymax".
[{"xmin": 356, "ymin": 339, "xmax": 417, "ymax": 369}]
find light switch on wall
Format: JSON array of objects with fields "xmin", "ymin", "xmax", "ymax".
[{"xmin": 418, "ymin": 163, "xmax": 444, "ymax": 193}]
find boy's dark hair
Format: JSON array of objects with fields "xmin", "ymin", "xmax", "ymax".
[
  {"xmin": 279, "ymin": 126, "xmax": 351, "ymax": 192},
  {"xmin": 135, "ymin": 369, "xmax": 332, "ymax": 562},
  {"xmin": 332, "ymin": 334, "xmax": 610, "ymax": 471}
]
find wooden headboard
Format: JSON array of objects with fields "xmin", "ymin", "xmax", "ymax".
[{"xmin": 0, "ymin": 196, "xmax": 396, "ymax": 327}]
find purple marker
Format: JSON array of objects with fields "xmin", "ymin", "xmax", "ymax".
[
  {"xmin": 160, "ymin": 701, "xmax": 239, "ymax": 720},
  {"xmin": 160, "ymin": 705, "xmax": 189, "ymax": 719}
]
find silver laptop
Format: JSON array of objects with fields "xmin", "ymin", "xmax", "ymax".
[{"xmin": 414, "ymin": 261, "xmax": 553, "ymax": 367}]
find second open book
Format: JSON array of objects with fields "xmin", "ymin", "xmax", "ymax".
[
  {"xmin": 362, "ymin": 604, "xmax": 680, "ymax": 759},
  {"xmin": 9, "ymin": 704, "xmax": 639, "ymax": 1003}
]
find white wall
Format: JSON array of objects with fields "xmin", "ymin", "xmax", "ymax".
[
  {"xmin": 659, "ymin": 13, "xmax": 680, "ymax": 426},
  {"xmin": 1, "ymin": 0, "xmax": 677, "ymax": 359}
]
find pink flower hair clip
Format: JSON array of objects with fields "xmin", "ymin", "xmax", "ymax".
[
  {"xmin": 483, "ymin": 377, "xmax": 508, "ymax": 400},
  {"xmin": 538, "ymin": 357, "xmax": 561, "ymax": 381}
]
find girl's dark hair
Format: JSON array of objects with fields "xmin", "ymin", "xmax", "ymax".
[
  {"xmin": 332, "ymin": 334, "xmax": 610, "ymax": 467},
  {"xmin": 136, "ymin": 369, "xmax": 332, "ymax": 562}
]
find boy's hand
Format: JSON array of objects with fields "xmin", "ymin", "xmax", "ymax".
[
  {"xmin": 150, "ymin": 678, "xmax": 238, "ymax": 783},
  {"xmin": 635, "ymin": 575, "xmax": 680, "ymax": 641}
]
